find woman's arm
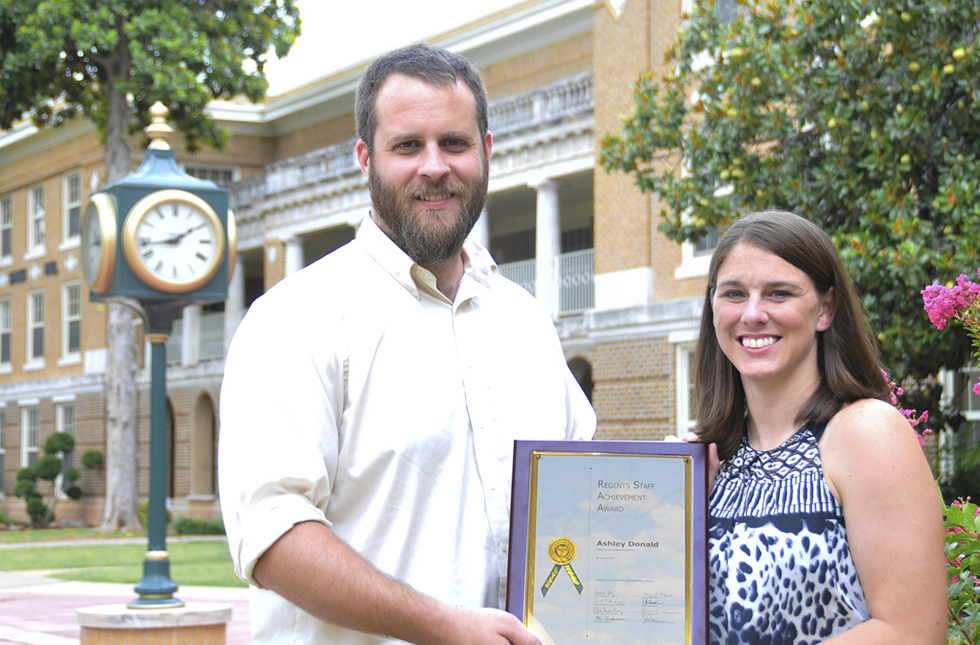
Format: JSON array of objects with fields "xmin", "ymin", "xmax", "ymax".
[{"xmin": 819, "ymin": 399, "xmax": 947, "ymax": 645}]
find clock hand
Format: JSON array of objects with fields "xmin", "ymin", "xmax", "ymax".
[
  {"xmin": 164, "ymin": 222, "xmax": 208, "ymax": 244},
  {"xmin": 139, "ymin": 223, "xmax": 207, "ymax": 247},
  {"xmin": 138, "ymin": 236, "xmax": 171, "ymax": 246}
]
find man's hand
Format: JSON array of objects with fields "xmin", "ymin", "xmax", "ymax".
[
  {"xmin": 254, "ymin": 522, "xmax": 544, "ymax": 645},
  {"xmin": 445, "ymin": 608, "xmax": 543, "ymax": 645}
]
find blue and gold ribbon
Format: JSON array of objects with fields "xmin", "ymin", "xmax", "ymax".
[{"xmin": 541, "ymin": 537, "xmax": 584, "ymax": 597}]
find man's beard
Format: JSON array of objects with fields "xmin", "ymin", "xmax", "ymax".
[{"xmin": 369, "ymin": 160, "xmax": 488, "ymax": 264}]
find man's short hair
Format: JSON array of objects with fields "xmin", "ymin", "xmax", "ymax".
[{"xmin": 355, "ymin": 43, "xmax": 489, "ymax": 153}]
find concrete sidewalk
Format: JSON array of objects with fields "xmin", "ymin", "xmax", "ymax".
[{"xmin": 0, "ymin": 537, "xmax": 251, "ymax": 645}]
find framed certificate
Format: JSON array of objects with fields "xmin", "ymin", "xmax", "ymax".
[{"xmin": 507, "ymin": 440, "xmax": 708, "ymax": 645}]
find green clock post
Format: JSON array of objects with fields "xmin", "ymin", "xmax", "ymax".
[{"xmin": 80, "ymin": 103, "xmax": 235, "ymax": 608}]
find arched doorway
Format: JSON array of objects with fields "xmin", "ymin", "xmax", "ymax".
[
  {"xmin": 568, "ymin": 358, "xmax": 593, "ymax": 404},
  {"xmin": 192, "ymin": 394, "xmax": 216, "ymax": 496}
]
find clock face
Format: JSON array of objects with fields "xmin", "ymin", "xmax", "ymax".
[
  {"xmin": 122, "ymin": 190, "xmax": 225, "ymax": 294},
  {"xmin": 81, "ymin": 193, "xmax": 117, "ymax": 295}
]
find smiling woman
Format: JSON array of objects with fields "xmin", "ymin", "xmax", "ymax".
[
  {"xmin": 686, "ymin": 210, "xmax": 947, "ymax": 645},
  {"xmin": 710, "ymin": 242, "xmax": 834, "ymax": 422}
]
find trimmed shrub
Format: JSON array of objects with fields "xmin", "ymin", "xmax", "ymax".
[
  {"xmin": 81, "ymin": 450, "xmax": 103, "ymax": 469},
  {"xmin": 172, "ymin": 516, "xmax": 226, "ymax": 536},
  {"xmin": 138, "ymin": 501, "xmax": 172, "ymax": 529}
]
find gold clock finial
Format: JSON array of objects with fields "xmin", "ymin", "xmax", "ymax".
[{"xmin": 145, "ymin": 102, "xmax": 173, "ymax": 151}]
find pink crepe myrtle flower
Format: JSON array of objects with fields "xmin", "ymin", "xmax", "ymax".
[
  {"xmin": 922, "ymin": 268, "xmax": 980, "ymax": 399},
  {"xmin": 921, "ymin": 270, "xmax": 980, "ymax": 330},
  {"xmin": 881, "ymin": 369, "xmax": 930, "ymax": 446}
]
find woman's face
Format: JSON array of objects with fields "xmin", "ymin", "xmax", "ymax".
[{"xmin": 711, "ymin": 242, "xmax": 835, "ymax": 389}]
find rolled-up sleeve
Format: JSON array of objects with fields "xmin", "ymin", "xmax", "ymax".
[{"xmin": 218, "ymin": 286, "xmax": 345, "ymax": 585}]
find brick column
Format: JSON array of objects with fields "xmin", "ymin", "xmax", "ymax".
[{"xmin": 593, "ymin": 0, "xmax": 654, "ymax": 309}]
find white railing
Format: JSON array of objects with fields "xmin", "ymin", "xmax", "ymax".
[
  {"xmin": 498, "ymin": 259, "xmax": 536, "ymax": 296},
  {"xmin": 165, "ymin": 320, "xmax": 182, "ymax": 365},
  {"xmin": 231, "ymin": 138, "xmax": 360, "ymax": 208},
  {"xmin": 231, "ymin": 74, "xmax": 594, "ymax": 209},
  {"xmin": 199, "ymin": 312, "xmax": 225, "ymax": 361},
  {"xmin": 559, "ymin": 249, "xmax": 594, "ymax": 315},
  {"xmin": 164, "ymin": 312, "xmax": 225, "ymax": 365},
  {"xmin": 488, "ymin": 73, "xmax": 593, "ymax": 136},
  {"xmin": 499, "ymin": 248, "xmax": 594, "ymax": 315}
]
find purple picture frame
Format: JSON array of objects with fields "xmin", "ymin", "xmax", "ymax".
[{"xmin": 507, "ymin": 440, "xmax": 708, "ymax": 645}]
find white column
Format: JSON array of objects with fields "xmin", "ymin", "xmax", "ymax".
[
  {"xmin": 181, "ymin": 304, "xmax": 201, "ymax": 367},
  {"xmin": 471, "ymin": 209, "xmax": 490, "ymax": 249},
  {"xmin": 533, "ymin": 178, "xmax": 560, "ymax": 319},
  {"xmin": 283, "ymin": 236, "xmax": 304, "ymax": 277},
  {"xmin": 224, "ymin": 255, "xmax": 246, "ymax": 355}
]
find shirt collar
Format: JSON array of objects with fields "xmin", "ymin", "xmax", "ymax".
[{"xmin": 358, "ymin": 212, "xmax": 497, "ymax": 301}]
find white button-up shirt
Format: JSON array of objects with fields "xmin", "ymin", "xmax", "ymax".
[{"xmin": 219, "ymin": 215, "xmax": 595, "ymax": 645}]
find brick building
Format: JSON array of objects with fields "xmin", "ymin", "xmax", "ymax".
[{"xmin": 0, "ymin": 0, "xmax": 742, "ymax": 523}]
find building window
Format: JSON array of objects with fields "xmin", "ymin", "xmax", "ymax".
[
  {"xmin": 682, "ymin": 0, "xmax": 741, "ymax": 22},
  {"xmin": 0, "ymin": 409, "xmax": 5, "ymax": 495},
  {"xmin": 716, "ymin": 0, "xmax": 740, "ymax": 21},
  {"xmin": 676, "ymin": 343, "xmax": 698, "ymax": 437},
  {"xmin": 675, "ymin": 224, "xmax": 720, "ymax": 279},
  {"xmin": 22, "ymin": 406, "xmax": 39, "ymax": 468},
  {"xmin": 185, "ymin": 165, "xmax": 236, "ymax": 187},
  {"xmin": 0, "ymin": 298, "xmax": 10, "ymax": 370},
  {"xmin": 28, "ymin": 185, "xmax": 45, "ymax": 256},
  {"xmin": 963, "ymin": 368, "xmax": 980, "ymax": 418},
  {"xmin": 27, "ymin": 291, "xmax": 44, "ymax": 366},
  {"xmin": 56, "ymin": 402, "xmax": 76, "ymax": 491},
  {"xmin": 62, "ymin": 283, "xmax": 81, "ymax": 360},
  {"xmin": 673, "ymin": 180, "xmax": 724, "ymax": 280},
  {"xmin": 0, "ymin": 195, "xmax": 11, "ymax": 262},
  {"xmin": 63, "ymin": 171, "xmax": 82, "ymax": 244},
  {"xmin": 693, "ymin": 227, "xmax": 719, "ymax": 257},
  {"xmin": 56, "ymin": 401, "xmax": 75, "ymax": 436}
]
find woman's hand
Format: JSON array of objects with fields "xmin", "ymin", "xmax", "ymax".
[{"xmin": 666, "ymin": 432, "xmax": 719, "ymax": 491}]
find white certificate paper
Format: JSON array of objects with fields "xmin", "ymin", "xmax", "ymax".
[{"xmin": 508, "ymin": 441, "xmax": 707, "ymax": 645}]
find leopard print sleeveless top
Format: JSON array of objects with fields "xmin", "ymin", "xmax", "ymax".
[{"xmin": 707, "ymin": 423, "xmax": 870, "ymax": 644}]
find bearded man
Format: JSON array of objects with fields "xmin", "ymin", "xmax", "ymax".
[{"xmin": 219, "ymin": 43, "xmax": 595, "ymax": 645}]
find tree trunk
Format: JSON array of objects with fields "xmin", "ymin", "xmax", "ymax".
[
  {"xmin": 99, "ymin": 302, "xmax": 141, "ymax": 532},
  {"xmin": 98, "ymin": 45, "xmax": 142, "ymax": 533}
]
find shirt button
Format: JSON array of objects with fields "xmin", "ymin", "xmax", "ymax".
[{"xmin": 501, "ymin": 544, "xmax": 508, "ymax": 553}]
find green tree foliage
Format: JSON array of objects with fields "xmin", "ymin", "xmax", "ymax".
[
  {"xmin": 0, "ymin": 0, "xmax": 301, "ymax": 151},
  {"xmin": 0, "ymin": 0, "xmax": 300, "ymax": 531},
  {"xmin": 944, "ymin": 497, "xmax": 980, "ymax": 644},
  {"xmin": 600, "ymin": 0, "xmax": 980, "ymax": 421}
]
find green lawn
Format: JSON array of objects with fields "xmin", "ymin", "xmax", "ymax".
[
  {"xmin": 0, "ymin": 526, "xmax": 133, "ymax": 544},
  {"xmin": 0, "ymin": 528, "xmax": 245, "ymax": 588}
]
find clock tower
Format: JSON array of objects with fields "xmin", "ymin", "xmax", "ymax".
[
  {"xmin": 79, "ymin": 103, "xmax": 235, "ymax": 608},
  {"xmin": 80, "ymin": 102, "xmax": 235, "ymax": 332}
]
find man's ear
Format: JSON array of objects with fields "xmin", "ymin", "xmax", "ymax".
[
  {"xmin": 484, "ymin": 131, "xmax": 493, "ymax": 162},
  {"xmin": 355, "ymin": 139, "xmax": 370, "ymax": 178}
]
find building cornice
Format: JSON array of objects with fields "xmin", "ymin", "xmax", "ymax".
[
  {"xmin": 1, "ymin": 0, "xmax": 593, "ymax": 156},
  {"xmin": 209, "ymin": 0, "xmax": 594, "ymax": 136},
  {"xmin": 0, "ymin": 117, "xmax": 95, "ymax": 163}
]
